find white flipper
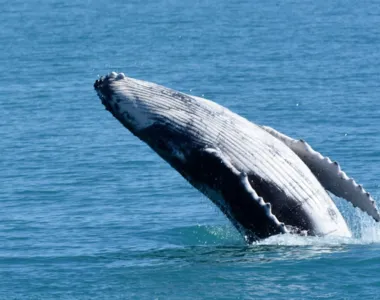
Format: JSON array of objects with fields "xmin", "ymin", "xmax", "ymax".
[
  {"xmin": 239, "ymin": 171, "xmax": 289, "ymax": 233},
  {"xmin": 203, "ymin": 148, "xmax": 289, "ymax": 235},
  {"xmin": 262, "ymin": 126, "xmax": 380, "ymax": 222}
]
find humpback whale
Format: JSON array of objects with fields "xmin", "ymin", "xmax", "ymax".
[{"xmin": 94, "ymin": 72, "xmax": 380, "ymax": 242}]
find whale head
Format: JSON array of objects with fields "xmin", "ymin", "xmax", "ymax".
[
  {"xmin": 94, "ymin": 72, "xmax": 163, "ymax": 135},
  {"xmin": 94, "ymin": 72, "xmax": 205, "ymax": 164}
]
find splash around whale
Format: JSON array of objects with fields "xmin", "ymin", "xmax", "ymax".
[{"xmin": 94, "ymin": 72, "xmax": 380, "ymax": 242}]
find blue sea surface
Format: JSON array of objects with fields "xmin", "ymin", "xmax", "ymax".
[{"xmin": 1, "ymin": 0, "xmax": 380, "ymax": 299}]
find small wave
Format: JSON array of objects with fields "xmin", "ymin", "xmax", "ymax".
[
  {"xmin": 156, "ymin": 224, "xmax": 243, "ymax": 246},
  {"xmin": 163, "ymin": 213, "xmax": 380, "ymax": 248}
]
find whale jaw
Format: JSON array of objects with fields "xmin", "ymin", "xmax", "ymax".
[{"xmin": 94, "ymin": 74, "xmax": 157, "ymax": 135}]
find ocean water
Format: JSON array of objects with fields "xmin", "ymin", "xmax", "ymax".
[{"xmin": 1, "ymin": 0, "xmax": 380, "ymax": 299}]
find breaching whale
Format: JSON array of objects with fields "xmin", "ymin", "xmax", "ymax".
[{"xmin": 94, "ymin": 72, "xmax": 380, "ymax": 241}]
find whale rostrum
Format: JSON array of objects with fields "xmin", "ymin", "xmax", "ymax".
[{"xmin": 94, "ymin": 72, "xmax": 379, "ymax": 241}]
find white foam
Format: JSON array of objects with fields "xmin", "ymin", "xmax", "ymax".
[
  {"xmin": 253, "ymin": 219, "xmax": 380, "ymax": 247},
  {"xmin": 255, "ymin": 233, "xmax": 351, "ymax": 247}
]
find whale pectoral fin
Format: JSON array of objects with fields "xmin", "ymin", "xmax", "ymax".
[
  {"xmin": 261, "ymin": 126, "xmax": 380, "ymax": 222},
  {"xmin": 189, "ymin": 148, "xmax": 288, "ymax": 240}
]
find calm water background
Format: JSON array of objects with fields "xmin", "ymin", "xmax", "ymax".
[{"xmin": 1, "ymin": 0, "xmax": 380, "ymax": 299}]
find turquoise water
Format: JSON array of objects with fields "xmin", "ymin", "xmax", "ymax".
[{"xmin": 2, "ymin": 0, "xmax": 380, "ymax": 299}]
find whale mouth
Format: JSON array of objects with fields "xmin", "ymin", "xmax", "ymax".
[
  {"xmin": 94, "ymin": 74, "xmax": 113, "ymax": 112},
  {"xmin": 94, "ymin": 72, "xmax": 127, "ymax": 113}
]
